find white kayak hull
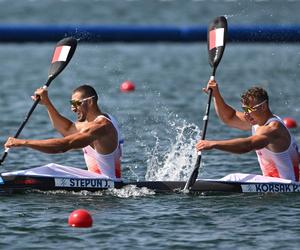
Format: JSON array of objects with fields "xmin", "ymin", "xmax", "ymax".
[{"xmin": 1, "ymin": 164, "xmax": 299, "ymax": 194}]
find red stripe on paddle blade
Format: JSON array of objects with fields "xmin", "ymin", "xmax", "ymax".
[
  {"xmin": 51, "ymin": 45, "xmax": 71, "ymax": 63},
  {"xmin": 209, "ymin": 28, "xmax": 224, "ymax": 50}
]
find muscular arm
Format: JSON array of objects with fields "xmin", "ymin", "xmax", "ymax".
[
  {"xmin": 205, "ymin": 80, "xmax": 251, "ymax": 131},
  {"xmin": 33, "ymin": 88, "xmax": 76, "ymax": 136},
  {"xmin": 4, "ymin": 132, "xmax": 95, "ymax": 154},
  {"xmin": 4, "ymin": 119, "xmax": 116, "ymax": 154},
  {"xmin": 196, "ymin": 121, "xmax": 283, "ymax": 154},
  {"xmin": 196, "ymin": 135, "xmax": 269, "ymax": 154},
  {"xmin": 44, "ymin": 101, "xmax": 76, "ymax": 136}
]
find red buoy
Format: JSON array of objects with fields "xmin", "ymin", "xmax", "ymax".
[
  {"xmin": 283, "ymin": 117, "xmax": 298, "ymax": 129},
  {"xmin": 120, "ymin": 80, "xmax": 135, "ymax": 92},
  {"xmin": 68, "ymin": 209, "xmax": 93, "ymax": 228}
]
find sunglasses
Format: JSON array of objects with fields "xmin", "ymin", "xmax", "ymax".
[
  {"xmin": 70, "ymin": 96, "xmax": 95, "ymax": 108},
  {"xmin": 242, "ymin": 100, "xmax": 267, "ymax": 113}
]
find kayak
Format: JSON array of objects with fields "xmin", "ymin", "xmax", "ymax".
[{"xmin": 1, "ymin": 164, "xmax": 300, "ymax": 194}]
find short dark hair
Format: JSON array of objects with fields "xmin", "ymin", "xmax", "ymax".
[
  {"xmin": 241, "ymin": 86, "xmax": 268, "ymax": 105},
  {"xmin": 73, "ymin": 84, "xmax": 98, "ymax": 102}
]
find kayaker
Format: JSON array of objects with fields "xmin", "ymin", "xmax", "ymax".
[
  {"xmin": 195, "ymin": 79, "xmax": 300, "ymax": 182},
  {"xmin": 4, "ymin": 84, "xmax": 123, "ymax": 180}
]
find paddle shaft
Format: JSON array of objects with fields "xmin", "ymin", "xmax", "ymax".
[
  {"xmin": 0, "ymin": 76, "xmax": 54, "ymax": 164},
  {"xmin": 184, "ymin": 68, "xmax": 216, "ymax": 190}
]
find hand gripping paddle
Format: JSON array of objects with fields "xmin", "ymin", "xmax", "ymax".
[
  {"xmin": 184, "ymin": 16, "xmax": 227, "ymax": 191},
  {"xmin": 0, "ymin": 37, "xmax": 77, "ymax": 165}
]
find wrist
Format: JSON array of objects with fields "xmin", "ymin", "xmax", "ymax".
[
  {"xmin": 210, "ymin": 141, "xmax": 218, "ymax": 150},
  {"xmin": 44, "ymin": 99, "xmax": 53, "ymax": 107}
]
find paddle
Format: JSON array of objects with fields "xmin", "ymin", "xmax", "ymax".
[
  {"xmin": 184, "ymin": 16, "xmax": 227, "ymax": 191},
  {"xmin": 0, "ymin": 37, "xmax": 77, "ymax": 165}
]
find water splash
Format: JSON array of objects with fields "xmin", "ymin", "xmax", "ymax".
[
  {"xmin": 223, "ymin": 14, "xmax": 235, "ymax": 19},
  {"xmin": 107, "ymin": 185, "xmax": 155, "ymax": 198},
  {"xmin": 33, "ymin": 186, "xmax": 155, "ymax": 198},
  {"xmin": 126, "ymin": 165, "xmax": 141, "ymax": 182},
  {"xmin": 145, "ymin": 119, "xmax": 200, "ymax": 181}
]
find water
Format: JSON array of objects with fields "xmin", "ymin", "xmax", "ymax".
[{"xmin": 1, "ymin": 0, "xmax": 300, "ymax": 249}]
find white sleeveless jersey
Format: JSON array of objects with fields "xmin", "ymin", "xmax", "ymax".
[
  {"xmin": 252, "ymin": 115, "xmax": 299, "ymax": 181},
  {"xmin": 82, "ymin": 114, "xmax": 123, "ymax": 180}
]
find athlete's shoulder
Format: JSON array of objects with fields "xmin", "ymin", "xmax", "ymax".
[{"xmin": 255, "ymin": 121, "xmax": 281, "ymax": 136}]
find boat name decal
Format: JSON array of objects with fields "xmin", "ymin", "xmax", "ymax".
[
  {"xmin": 55, "ymin": 178, "xmax": 114, "ymax": 189},
  {"xmin": 241, "ymin": 183, "xmax": 300, "ymax": 193}
]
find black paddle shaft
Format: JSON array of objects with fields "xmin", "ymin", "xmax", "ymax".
[
  {"xmin": 184, "ymin": 16, "xmax": 227, "ymax": 191},
  {"xmin": 184, "ymin": 75, "xmax": 214, "ymax": 190},
  {"xmin": 0, "ymin": 37, "xmax": 77, "ymax": 165}
]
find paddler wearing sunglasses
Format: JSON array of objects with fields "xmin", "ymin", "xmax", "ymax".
[
  {"xmin": 195, "ymin": 79, "xmax": 300, "ymax": 182},
  {"xmin": 4, "ymin": 84, "xmax": 123, "ymax": 180}
]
